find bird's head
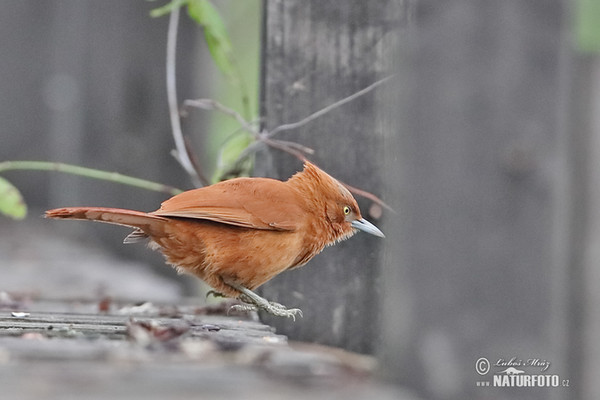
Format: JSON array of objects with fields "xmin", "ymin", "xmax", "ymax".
[{"xmin": 289, "ymin": 161, "xmax": 385, "ymax": 243}]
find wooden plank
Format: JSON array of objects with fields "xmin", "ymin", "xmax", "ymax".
[{"xmin": 258, "ymin": 0, "xmax": 407, "ymax": 353}]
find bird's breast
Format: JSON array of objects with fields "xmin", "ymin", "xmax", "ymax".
[{"xmin": 157, "ymin": 219, "xmax": 308, "ymax": 290}]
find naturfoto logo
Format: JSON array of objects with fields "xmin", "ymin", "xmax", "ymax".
[{"xmin": 475, "ymin": 356, "xmax": 569, "ymax": 388}]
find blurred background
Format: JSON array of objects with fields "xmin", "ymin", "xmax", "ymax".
[
  {"xmin": 0, "ymin": 0, "xmax": 260, "ymax": 295},
  {"xmin": 1, "ymin": 0, "xmax": 599, "ymax": 399}
]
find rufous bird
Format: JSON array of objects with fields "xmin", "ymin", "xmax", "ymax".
[{"xmin": 45, "ymin": 161, "xmax": 384, "ymax": 319}]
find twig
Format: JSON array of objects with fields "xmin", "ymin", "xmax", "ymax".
[
  {"xmin": 341, "ymin": 181, "xmax": 396, "ymax": 214},
  {"xmin": 166, "ymin": 7, "xmax": 203, "ymax": 187},
  {"xmin": 0, "ymin": 161, "xmax": 182, "ymax": 196},
  {"xmin": 183, "ymin": 99, "xmax": 315, "ymax": 161},
  {"xmin": 268, "ymin": 139, "xmax": 315, "ymax": 155},
  {"xmin": 219, "ymin": 76, "xmax": 394, "ymax": 166},
  {"xmin": 183, "ymin": 99, "xmax": 259, "ymax": 138},
  {"xmin": 183, "ymin": 136, "xmax": 210, "ymax": 186},
  {"xmin": 257, "ymin": 135, "xmax": 309, "ymax": 162},
  {"xmin": 267, "ymin": 75, "xmax": 395, "ymax": 138}
]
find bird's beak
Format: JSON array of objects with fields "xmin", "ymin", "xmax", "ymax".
[{"xmin": 351, "ymin": 218, "xmax": 385, "ymax": 238}]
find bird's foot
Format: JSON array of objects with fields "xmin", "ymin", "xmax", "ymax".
[
  {"xmin": 228, "ymin": 303, "xmax": 257, "ymax": 313},
  {"xmin": 224, "ymin": 280, "xmax": 303, "ymax": 320},
  {"xmin": 260, "ymin": 301, "xmax": 303, "ymax": 320},
  {"xmin": 229, "ymin": 301, "xmax": 303, "ymax": 320}
]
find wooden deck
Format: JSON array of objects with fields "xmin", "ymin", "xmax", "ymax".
[{"xmin": 0, "ymin": 297, "xmax": 410, "ymax": 400}]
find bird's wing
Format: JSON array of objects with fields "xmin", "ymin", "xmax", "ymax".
[{"xmin": 152, "ymin": 177, "xmax": 304, "ymax": 231}]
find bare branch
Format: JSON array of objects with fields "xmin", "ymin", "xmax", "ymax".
[
  {"xmin": 183, "ymin": 99, "xmax": 315, "ymax": 163},
  {"xmin": 267, "ymin": 75, "xmax": 395, "ymax": 138},
  {"xmin": 341, "ymin": 181, "xmax": 396, "ymax": 214},
  {"xmin": 166, "ymin": 7, "xmax": 203, "ymax": 187},
  {"xmin": 259, "ymin": 136, "xmax": 309, "ymax": 162},
  {"xmin": 228, "ymin": 136, "xmax": 310, "ymax": 171},
  {"xmin": 183, "ymin": 136, "xmax": 210, "ymax": 186},
  {"xmin": 183, "ymin": 99, "xmax": 259, "ymax": 138},
  {"xmin": 269, "ymin": 139, "xmax": 315, "ymax": 155}
]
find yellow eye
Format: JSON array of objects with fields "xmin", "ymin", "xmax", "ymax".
[{"xmin": 343, "ymin": 206, "xmax": 351, "ymax": 215}]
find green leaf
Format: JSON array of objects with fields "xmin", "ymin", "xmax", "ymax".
[
  {"xmin": 213, "ymin": 132, "xmax": 254, "ymax": 181},
  {"xmin": 187, "ymin": 0, "xmax": 236, "ymax": 79},
  {"xmin": 150, "ymin": 0, "xmax": 186, "ymax": 18},
  {"xmin": 0, "ymin": 176, "xmax": 27, "ymax": 220}
]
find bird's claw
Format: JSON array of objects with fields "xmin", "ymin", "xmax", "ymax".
[
  {"xmin": 206, "ymin": 290, "xmax": 226, "ymax": 299},
  {"xmin": 224, "ymin": 282, "xmax": 303, "ymax": 320},
  {"xmin": 228, "ymin": 301, "xmax": 303, "ymax": 320},
  {"xmin": 263, "ymin": 302, "xmax": 303, "ymax": 320}
]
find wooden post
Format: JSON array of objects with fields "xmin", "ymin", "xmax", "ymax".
[
  {"xmin": 379, "ymin": 1, "xmax": 571, "ymax": 398},
  {"xmin": 571, "ymin": 53, "xmax": 600, "ymax": 400},
  {"xmin": 258, "ymin": 0, "xmax": 407, "ymax": 353}
]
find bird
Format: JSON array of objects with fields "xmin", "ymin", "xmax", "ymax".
[{"xmin": 45, "ymin": 161, "xmax": 384, "ymax": 319}]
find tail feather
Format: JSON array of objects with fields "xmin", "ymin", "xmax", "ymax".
[{"xmin": 45, "ymin": 207, "xmax": 168, "ymax": 239}]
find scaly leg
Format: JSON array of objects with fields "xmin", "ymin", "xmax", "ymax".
[{"xmin": 224, "ymin": 280, "xmax": 303, "ymax": 320}]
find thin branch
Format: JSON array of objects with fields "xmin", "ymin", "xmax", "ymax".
[
  {"xmin": 183, "ymin": 136, "xmax": 210, "ymax": 186},
  {"xmin": 341, "ymin": 181, "xmax": 396, "ymax": 214},
  {"xmin": 166, "ymin": 7, "xmax": 203, "ymax": 187},
  {"xmin": 268, "ymin": 139, "xmax": 315, "ymax": 155},
  {"xmin": 0, "ymin": 161, "xmax": 182, "ymax": 196},
  {"xmin": 183, "ymin": 98, "xmax": 259, "ymax": 138},
  {"xmin": 220, "ymin": 139, "xmax": 308, "ymax": 181},
  {"xmin": 258, "ymin": 136, "xmax": 309, "ymax": 162},
  {"xmin": 183, "ymin": 99, "xmax": 315, "ymax": 161},
  {"xmin": 267, "ymin": 75, "xmax": 395, "ymax": 138}
]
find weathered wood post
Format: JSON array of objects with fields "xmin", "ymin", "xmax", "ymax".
[
  {"xmin": 258, "ymin": 0, "xmax": 407, "ymax": 353},
  {"xmin": 379, "ymin": 1, "xmax": 572, "ymax": 399}
]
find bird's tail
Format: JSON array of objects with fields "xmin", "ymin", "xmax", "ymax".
[{"xmin": 45, "ymin": 207, "xmax": 169, "ymax": 243}]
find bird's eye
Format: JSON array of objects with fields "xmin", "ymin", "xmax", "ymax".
[{"xmin": 343, "ymin": 206, "xmax": 351, "ymax": 215}]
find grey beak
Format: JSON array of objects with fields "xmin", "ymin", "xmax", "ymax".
[{"xmin": 351, "ymin": 218, "xmax": 385, "ymax": 238}]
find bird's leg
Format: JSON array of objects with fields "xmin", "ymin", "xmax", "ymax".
[{"xmin": 224, "ymin": 280, "xmax": 303, "ymax": 320}]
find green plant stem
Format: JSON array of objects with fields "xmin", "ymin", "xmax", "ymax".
[{"xmin": 0, "ymin": 161, "xmax": 182, "ymax": 196}]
